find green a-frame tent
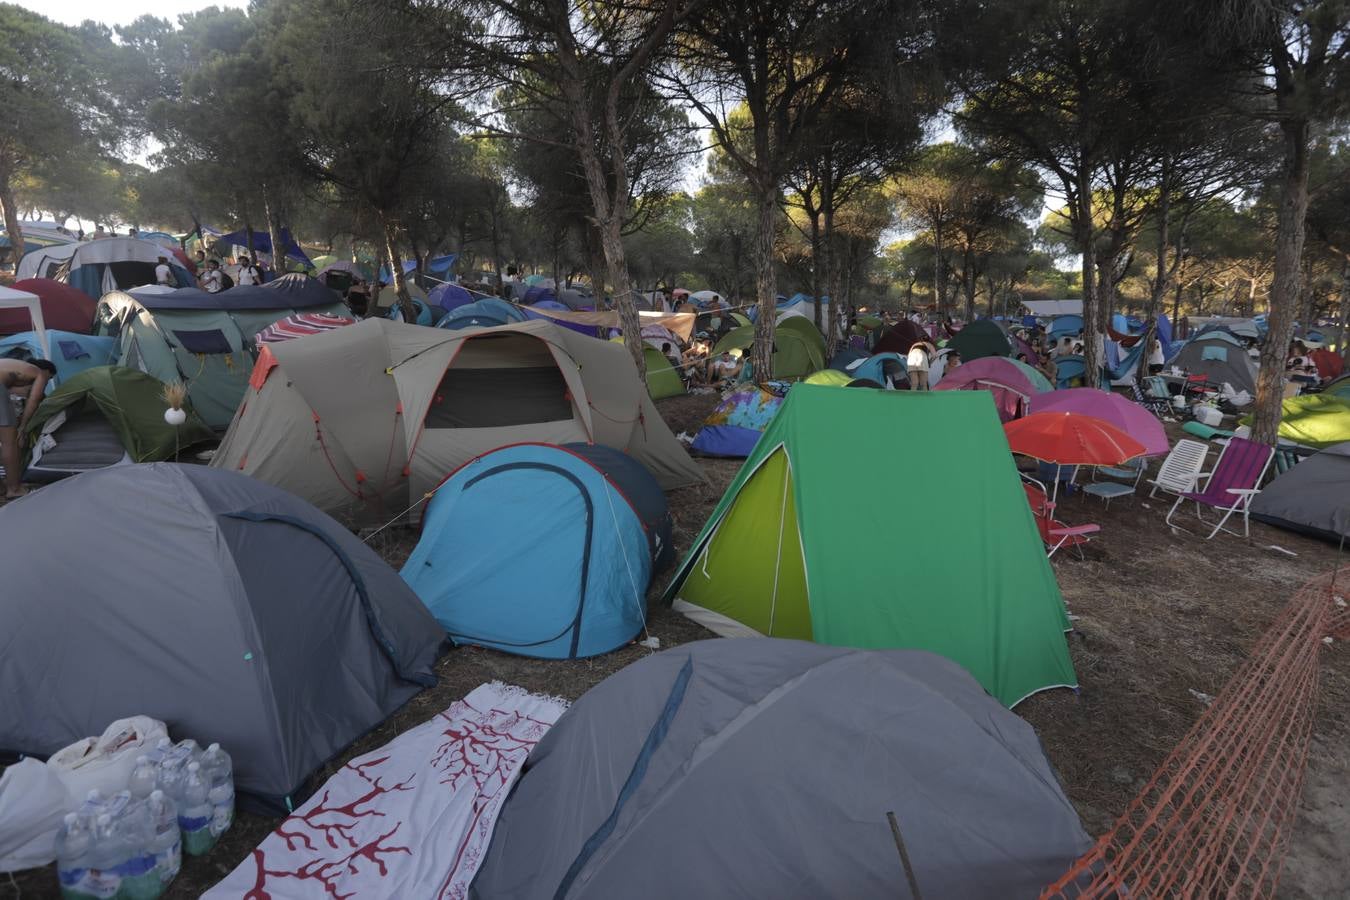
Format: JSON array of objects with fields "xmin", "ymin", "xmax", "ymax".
[{"xmin": 665, "ymin": 384, "xmax": 1078, "ymax": 707}]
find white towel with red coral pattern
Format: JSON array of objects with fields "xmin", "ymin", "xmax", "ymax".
[{"xmin": 207, "ymin": 683, "xmax": 567, "ymax": 899}]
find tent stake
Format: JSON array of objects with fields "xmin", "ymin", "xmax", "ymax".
[{"xmin": 886, "ymin": 811, "xmax": 923, "ymax": 900}]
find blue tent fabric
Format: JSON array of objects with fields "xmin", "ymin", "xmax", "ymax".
[
  {"xmin": 66, "ymin": 261, "xmax": 193, "ymax": 299},
  {"xmin": 386, "ymin": 297, "xmax": 436, "ymax": 326},
  {"xmin": 522, "ymin": 285, "xmax": 559, "ymax": 305},
  {"xmin": 400, "ymin": 442, "xmax": 669, "ymax": 659},
  {"xmin": 217, "ymin": 228, "xmax": 312, "ymax": 266},
  {"xmin": 847, "ymin": 353, "xmax": 909, "ymax": 387},
  {"xmin": 828, "ymin": 348, "xmax": 868, "ymax": 371},
  {"xmin": 428, "ymin": 283, "xmax": 475, "ymax": 315},
  {"xmin": 436, "ymin": 298, "xmax": 528, "ymax": 330},
  {"xmin": 0, "ymin": 330, "xmax": 115, "ymax": 385},
  {"xmin": 1048, "ymin": 315, "xmax": 1084, "ymax": 340}
]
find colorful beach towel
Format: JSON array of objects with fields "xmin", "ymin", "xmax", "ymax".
[{"xmin": 206, "ymin": 683, "xmax": 567, "ymax": 899}]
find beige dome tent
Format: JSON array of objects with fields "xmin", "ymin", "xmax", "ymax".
[{"xmin": 211, "ymin": 318, "xmax": 706, "ymax": 522}]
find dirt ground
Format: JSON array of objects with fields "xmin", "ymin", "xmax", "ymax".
[{"xmin": 5, "ymin": 390, "xmax": 1348, "ymax": 899}]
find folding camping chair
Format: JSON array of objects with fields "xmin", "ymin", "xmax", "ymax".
[
  {"xmin": 1021, "ymin": 475, "xmax": 1100, "ymax": 558},
  {"xmin": 1084, "ymin": 456, "xmax": 1147, "ymax": 508},
  {"xmin": 1183, "ymin": 374, "xmax": 1211, "ymax": 399},
  {"xmin": 1164, "ymin": 436, "xmax": 1274, "ymax": 539},
  {"xmin": 1147, "ymin": 439, "xmax": 1209, "ymax": 500},
  {"xmin": 1131, "ymin": 380, "xmax": 1173, "ymax": 418}
]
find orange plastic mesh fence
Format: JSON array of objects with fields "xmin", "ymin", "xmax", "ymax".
[{"xmin": 1043, "ymin": 570, "xmax": 1350, "ymax": 899}]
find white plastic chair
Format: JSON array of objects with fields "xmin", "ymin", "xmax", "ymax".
[{"xmin": 1147, "ymin": 439, "xmax": 1209, "ymax": 500}]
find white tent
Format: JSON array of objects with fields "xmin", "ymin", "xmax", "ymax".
[
  {"xmin": 0, "ymin": 286, "xmax": 47, "ymax": 358},
  {"xmin": 1022, "ymin": 299, "xmax": 1083, "ymax": 317},
  {"xmin": 15, "ymin": 243, "xmax": 78, "ymax": 280}
]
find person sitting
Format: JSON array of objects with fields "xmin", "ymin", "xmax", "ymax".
[
  {"xmin": 710, "ymin": 349, "xmax": 743, "ymax": 383},
  {"xmin": 1286, "ymin": 341, "xmax": 1318, "ymax": 386},
  {"xmin": 0, "ymin": 359, "xmax": 56, "ymax": 499}
]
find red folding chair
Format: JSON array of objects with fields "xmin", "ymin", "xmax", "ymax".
[{"xmin": 1021, "ymin": 476, "xmax": 1101, "ymax": 558}]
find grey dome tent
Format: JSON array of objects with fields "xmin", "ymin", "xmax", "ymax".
[
  {"xmin": 1169, "ymin": 332, "xmax": 1258, "ymax": 395},
  {"xmin": 471, "ymin": 638, "xmax": 1091, "ymax": 900},
  {"xmin": 1250, "ymin": 442, "xmax": 1350, "ymax": 545},
  {"xmin": 0, "ymin": 464, "xmax": 445, "ymax": 806}
]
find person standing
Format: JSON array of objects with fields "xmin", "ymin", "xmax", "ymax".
[
  {"xmin": 1148, "ymin": 338, "xmax": 1165, "ymax": 375},
  {"xmin": 154, "ymin": 256, "xmax": 174, "ymax": 287},
  {"xmin": 907, "ymin": 341, "xmax": 930, "ymax": 391},
  {"xmin": 200, "ymin": 259, "xmax": 224, "ymax": 293},
  {"xmin": 236, "ymin": 255, "xmax": 261, "ymax": 286},
  {"xmin": 0, "ymin": 359, "xmax": 55, "ymax": 499}
]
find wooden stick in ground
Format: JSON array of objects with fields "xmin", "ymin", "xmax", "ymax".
[{"xmin": 886, "ymin": 811, "xmax": 923, "ymax": 900}]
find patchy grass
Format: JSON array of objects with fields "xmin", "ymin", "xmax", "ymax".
[{"xmin": 5, "ymin": 398, "xmax": 1347, "ymax": 899}]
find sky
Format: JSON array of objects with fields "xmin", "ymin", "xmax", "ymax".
[{"xmin": 16, "ymin": 0, "xmax": 247, "ymax": 28}]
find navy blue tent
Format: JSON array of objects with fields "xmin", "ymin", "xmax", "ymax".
[
  {"xmin": 218, "ymin": 227, "xmax": 312, "ymax": 267},
  {"xmin": 428, "ymin": 283, "xmax": 475, "ymax": 316},
  {"xmin": 401, "ymin": 443, "xmax": 673, "ymax": 659}
]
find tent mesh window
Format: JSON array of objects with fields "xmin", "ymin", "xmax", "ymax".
[
  {"xmin": 171, "ymin": 329, "xmax": 235, "ymax": 354},
  {"xmin": 426, "ymin": 367, "xmax": 572, "ymax": 428}
]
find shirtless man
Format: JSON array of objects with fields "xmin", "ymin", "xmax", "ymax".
[{"xmin": 1, "ymin": 359, "xmax": 55, "ymax": 498}]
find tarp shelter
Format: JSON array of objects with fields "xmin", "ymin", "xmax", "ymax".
[
  {"xmin": 1250, "ymin": 442, "xmax": 1350, "ymax": 545},
  {"xmin": 1170, "ymin": 333, "xmax": 1259, "ymax": 395},
  {"xmin": 0, "ymin": 464, "xmax": 445, "ymax": 806},
  {"xmin": 948, "ymin": 318, "xmax": 1012, "ymax": 361},
  {"xmin": 935, "ymin": 356, "xmax": 1051, "ymax": 422},
  {"xmin": 54, "ymin": 238, "xmax": 194, "ymax": 299},
  {"xmin": 1240, "ymin": 394, "xmax": 1350, "ymax": 449},
  {"xmin": 0, "ymin": 286, "xmax": 47, "ymax": 359},
  {"xmin": 522, "ymin": 306, "xmax": 695, "ymax": 341},
  {"xmin": 1, "ymin": 279, "xmax": 96, "ymax": 335},
  {"xmin": 95, "ymin": 278, "xmax": 348, "ymax": 429},
  {"xmin": 217, "ymin": 227, "xmax": 312, "ymax": 267},
  {"xmin": 711, "ymin": 321, "xmax": 824, "ymax": 379},
  {"xmin": 690, "ymin": 387, "xmax": 785, "ymax": 458},
  {"xmin": 402, "ymin": 442, "xmax": 673, "ymax": 659},
  {"xmin": 643, "ymin": 347, "xmax": 686, "ymax": 400},
  {"xmin": 22, "ymin": 366, "xmax": 215, "ymax": 482},
  {"xmin": 15, "ymin": 243, "xmax": 79, "ymax": 281},
  {"xmin": 0, "ymin": 330, "xmax": 113, "ymax": 385},
  {"xmin": 1022, "ymin": 299, "xmax": 1083, "ymax": 317},
  {"xmin": 212, "ymin": 318, "xmax": 706, "ymax": 523},
  {"xmin": 473, "ymin": 638, "xmax": 1091, "ymax": 900},
  {"xmin": 667, "ymin": 385, "xmax": 1077, "ymax": 707}
]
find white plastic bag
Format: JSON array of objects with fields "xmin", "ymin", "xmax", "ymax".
[
  {"xmin": 0, "ymin": 758, "xmax": 74, "ymax": 872},
  {"xmin": 46, "ymin": 716, "xmax": 168, "ymax": 801}
]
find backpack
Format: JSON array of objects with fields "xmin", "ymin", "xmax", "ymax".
[{"xmin": 219, "ymin": 271, "xmax": 235, "ymax": 290}]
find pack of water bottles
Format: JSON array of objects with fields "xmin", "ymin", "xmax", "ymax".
[{"xmin": 54, "ymin": 739, "xmax": 233, "ymax": 900}]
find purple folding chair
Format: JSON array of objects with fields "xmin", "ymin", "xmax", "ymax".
[{"xmin": 1164, "ymin": 436, "xmax": 1274, "ymax": 539}]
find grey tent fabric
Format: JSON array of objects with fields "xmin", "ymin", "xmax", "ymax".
[
  {"xmin": 211, "ymin": 318, "xmax": 706, "ymax": 523},
  {"xmin": 1169, "ymin": 334, "xmax": 1258, "ymax": 394},
  {"xmin": 0, "ymin": 464, "xmax": 445, "ymax": 805},
  {"xmin": 471, "ymin": 638, "xmax": 1091, "ymax": 900},
  {"xmin": 1251, "ymin": 442, "xmax": 1350, "ymax": 544}
]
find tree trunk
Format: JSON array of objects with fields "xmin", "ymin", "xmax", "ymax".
[
  {"xmin": 751, "ymin": 184, "xmax": 779, "ymax": 383},
  {"xmin": 962, "ymin": 248, "xmax": 976, "ymax": 323},
  {"xmin": 1250, "ymin": 119, "xmax": 1311, "ymax": 447},
  {"xmin": 1076, "ymin": 168, "xmax": 1100, "ymax": 387},
  {"xmin": 599, "ymin": 213, "xmax": 646, "ymax": 378},
  {"xmin": 807, "ymin": 203, "xmax": 823, "ymax": 333},
  {"xmin": 1338, "ymin": 261, "xmax": 1350, "ymax": 364},
  {"xmin": 263, "ymin": 185, "xmax": 286, "ymax": 277},
  {"xmin": 380, "ymin": 214, "xmax": 415, "ymax": 323},
  {"xmin": 0, "ymin": 170, "xmax": 24, "ymax": 261},
  {"xmin": 821, "ymin": 168, "xmax": 840, "ymax": 355},
  {"xmin": 932, "ymin": 221, "xmax": 946, "ymax": 317}
]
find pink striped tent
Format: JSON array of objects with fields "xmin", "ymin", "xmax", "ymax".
[{"xmin": 255, "ymin": 312, "xmax": 357, "ymax": 347}]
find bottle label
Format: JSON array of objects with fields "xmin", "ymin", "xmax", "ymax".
[
  {"xmin": 57, "ymin": 865, "xmax": 89, "ymax": 888},
  {"xmin": 210, "ymin": 802, "xmax": 234, "ymax": 836},
  {"xmin": 157, "ymin": 839, "xmax": 182, "ymax": 883},
  {"xmin": 178, "ymin": 813, "xmax": 211, "ymax": 832},
  {"xmin": 84, "ymin": 869, "xmax": 121, "ymax": 899}
]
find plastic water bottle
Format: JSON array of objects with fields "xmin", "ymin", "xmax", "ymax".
[
  {"xmin": 145, "ymin": 790, "xmax": 181, "ymax": 888},
  {"xmin": 55, "ymin": 813, "xmax": 95, "ymax": 900},
  {"xmin": 175, "ymin": 739, "xmax": 202, "ymax": 767},
  {"xmin": 128, "ymin": 755, "xmax": 158, "ymax": 800},
  {"xmin": 155, "ymin": 757, "xmax": 186, "ymax": 802},
  {"xmin": 201, "ymin": 743, "xmax": 234, "ymax": 837},
  {"xmin": 113, "ymin": 801, "xmax": 162, "ymax": 900},
  {"xmin": 144, "ymin": 737, "xmax": 173, "ymax": 766},
  {"xmin": 178, "ymin": 762, "xmax": 217, "ymax": 856},
  {"xmin": 83, "ymin": 814, "xmax": 124, "ymax": 899},
  {"xmin": 76, "ymin": 790, "xmax": 107, "ymax": 827}
]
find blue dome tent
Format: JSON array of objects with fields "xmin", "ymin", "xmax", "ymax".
[
  {"xmin": 436, "ymin": 298, "xmax": 528, "ymax": 330},
  {"xmin": 428, "ymin": 282, "xmax": 475, "ymax": 317},
  {"xmin": 385, "ymin": 296, "xmax": 437, "ymax": 325},
  {"xmin": 402, "ymin": 443, "xmax": 673, "ymax": 659}
]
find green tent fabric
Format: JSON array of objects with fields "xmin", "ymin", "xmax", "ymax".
[
  {"xmin": 643, "ymin": 347, "xmax": 687, "ymax": 400},
  {"xmin": 776, "ymin": 315, "xmax": 827, "ymax": 361},
  {"xmin": 1006, "ymin": 358, "xmax": 1055, "ymax": 393},
  {"xmin": 25, "ymin": 366, "xmax": 214, "ymax": 461},
  {"xmin": 949, "ymin": 319, "xmax": 1012, "ymax": 361},
  {"xmin": 1240, "ymin": 394, "xmax": 1350, "ymax": 449},
  {"xmin": 711, "ymin": 324, "xmax": 824, "ymax": 378},
  {"xmin": 803, "ymin": 368, "xmax": 853, "ymax": 387},
  {"xmin": 1325, "ymin": 375, "xmax": 1350, "ymax": 403},
  {"xmin": 665, "ymin": 384, "xmax": 1077, "ymax": 707}
]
